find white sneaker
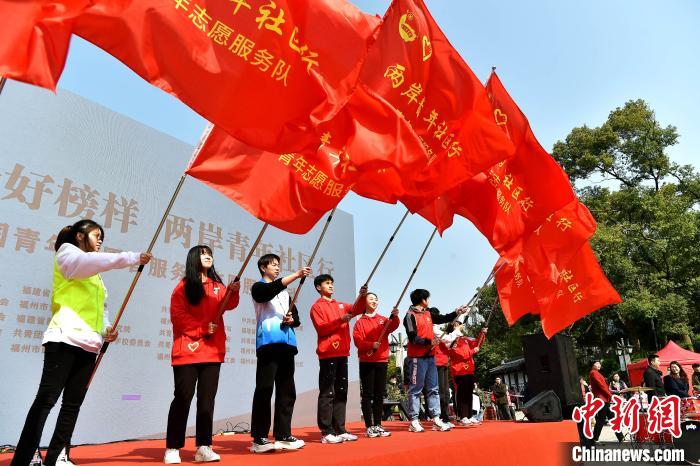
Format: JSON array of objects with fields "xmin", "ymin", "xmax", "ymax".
[
  {"xmin": 56, "ymin": 448, "xmax": 76, "ymax": 466},
  {"xmin": 163, "ymin": 448, "xmax": 181, "ymax": 464},
  {"xmin": 337, "ymin": 432, "xmax": 358, "ymax": 442},
  {"xmin": 374, "ymin": 426, "xmax": 391, "ymax": 437},
  {"xmin": 408, "ymin": 419, "xmax": 425, "ymax": 432},
  {"xmin": 321, "ymin": 434, "xmax": 344, "ymax": 444},
  {"xmin": 250, "ymin": 438, "xmax": 277, "ymax": 453},
  {"xmin": 366, "ymin": 426, "xmax": 379, "ymax": 438},
  {"xmin": 274, "ymin": 436, "xmax": 305, "ymax": 450},
  {"xmin": 432, "ymin": 416, "xmax": 451, "ymax": 431},
  {"xmin": 194, "ymin": 446, "xmax": 220, "ymax": 462},
  {"xmin": 469, "ymin": 416, "xmax": 481, "ymax": 425},
  {"xmin": 446, "ymin": 421, "xmax": 456, "ymax": 428}
]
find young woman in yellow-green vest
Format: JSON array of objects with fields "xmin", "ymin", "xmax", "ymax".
[{"xmin": 11, "ymin": 219, "xmax": 151, "ymax": 466}]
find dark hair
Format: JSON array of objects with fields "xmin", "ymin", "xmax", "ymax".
[
  {"xmin": 668, "ymin": 360, "xmax": 688, "ymax": 381},
  {"xmin": 647, "ymin": 354, "xmax": 660, "ymax": 364},
  {"xmin": 184, "ymin": 245, "xmax": 223, "ymax": 305},
  {"xmin": 410, "ymin": 289, "xmax": 430, "ymax": 305},
  {"xmin": 314, "ymin": 274, "xmax": 334, "ymax": 292},
  {"xmin": 445, "ymin": 320, "xmax": 462, "ymax": 334},
  {"xmin": 693, "ymin": 363, "xmax": 700, "ymax": 369},
  {"xmin": 367, "ymin": 292, "xmax": 378, "ymax": 299},
  {"xmin": 591, "ymin": 359, "xmax": 601, "ymax": 366},
  {"xmin": 55, "ymin": 219, "xmax": 105, "ymax": 252},
  {"xmin": 257, "ymin": 253, "xmax": 280, "ymax": 276}
]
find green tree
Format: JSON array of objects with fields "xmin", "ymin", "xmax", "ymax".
[{"xmin": 551, "ymin": 99, "xmax": 699, "ymax": 351}]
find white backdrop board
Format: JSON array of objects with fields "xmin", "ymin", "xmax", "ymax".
[{"xmin": 0, "ymin": 82, "xmax": 357, "ymax": 445}]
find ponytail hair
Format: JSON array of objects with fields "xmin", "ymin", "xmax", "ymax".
[{"xmin": 55, "ymin": 219, "xmax": 105, "ymax": 252}]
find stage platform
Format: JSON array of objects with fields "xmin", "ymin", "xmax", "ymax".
[{"xmin": 0, "ymin": 420, "xmax": 578, "ymax": 466}]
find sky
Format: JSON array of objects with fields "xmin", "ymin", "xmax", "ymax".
[{"xmin": 45, "ymin": 0, "xmax": 700, "ymax": 322}]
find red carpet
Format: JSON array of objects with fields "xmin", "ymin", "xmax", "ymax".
[{"xmin": 0, "ymin": 421, "xmax": 578, "ymax": 466}]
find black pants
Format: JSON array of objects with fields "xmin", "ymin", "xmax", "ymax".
[
  {"xmin": 436, "ymin": 365, "xmax": 451, "ymax": 422},
  {"xmin": 166, "ymin": 363, "xmax": 221, "ymax": 448},
  {"xmin": 12, "ymin": 342, "xmax": 96, "ymax": 466},
  {"xmin": 454, "ymin": 374, "xmax": 474, "ymax": 419},
  {"xmin": 250, "ymin": 349, "xmax": 296, "ymax": 440},
  {"xmin": 317, "ymin": 357, "xmax": 348, "ymax": 435},
  {"xmin": 359, "ymin": 362, "xmax": 387, "ymax": 428},
  {"xmin": 592, "ymin": 402, "xmax": 624, "ymax": 443},
  {"xmin": 496, "ymin": 403, "xmax": 512, "ymax": 420}
]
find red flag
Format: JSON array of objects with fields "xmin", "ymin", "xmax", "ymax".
[
  {"xmin": 446, "ymin": 72, "xmax": 579, "ymax": 256},
  {"xmin": 538, "ymin": 242, "xmax": 622, "ymax": 338},
  {"xmin": 0, "ymin": 0, "xmax": 88, "ymax": 89},
  {"xmin": 412, "ymin": 195, "xmax": 454, "ymax": 234},
  {"xmin": 494, "ymin": 256, "xmax": 540, "ymax": 325},
  {"xmin": 495, "ymin": 201, "xmax": 608, "ymax": 329},
  {"xmin": 357, "ymin": 0, "xmax": 514, "ymax": 200},
  {"xmin": 186, "ymin": 127, "xmax": 350, "ymax": 234},
  {"xmin": 186, "ymin": 77, "xmax": 426, "ymax": 233},
  {"xmin": 74, "ymin": 0, "xmax": 380, "ymax": 153}
]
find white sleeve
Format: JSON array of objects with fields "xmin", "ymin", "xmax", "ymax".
[
  {"xmin": 56, "ymin": 243, "xmax": 141, "ymax": 279},
  {"xmin": 441, "ymin": 329, "xmax": 461, "ymax": 346}
]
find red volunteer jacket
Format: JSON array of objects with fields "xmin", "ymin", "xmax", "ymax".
[
  {"xmin": 352, "ymin": 312, "xmax": 400, "ymax": 363},
  {"xmin": 170, "ymin": 278, "xmax": 239, "ymax": 366},
  {"xmin": 434, "ymin": 342, "xmax": 449, "ymax": 367},
  {"xmin": 589, "ymin": 369, "xmax": 612, "ymax": 402},
  {"xmin": 406, "ymin": 309, "xmax": 435, "ymax": 358},
  {"xmin": 311, "ymin": 296, "xmax": 366, "ymax": 359},
  {"xmin": 448, "ymin": 337, "xmax": 479, "ymax": 376}
]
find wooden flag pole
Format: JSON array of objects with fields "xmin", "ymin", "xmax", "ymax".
[
  {"xmin": 213, "ymin": 222, "xmax": 269, "ymax": 323},
  {"xmin": 287, "ymin": 208, "xmax": 337, "ymax": 314},
  {"xmin": 0, "ymin": 77, "xmax": 7, "ymax": 96},
  {"xmin": 364, "ymin": 209, "xmax": 410, "ymax": 286},
  {"xmin": 392, "ymin": 227, "xmax": 438, "ymax": 311},
  {"xmin": 86, "ymin": 124, "xmax": 213, "ymax": 388},
  {"xmin": 348, "ymin": 209, "xmax": 410, "ymax": 318},
  {"xmin": 368, "ymin": 227, "xmax": 438, "ymax": 355}
]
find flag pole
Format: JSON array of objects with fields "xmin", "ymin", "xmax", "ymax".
[
  {"xmin": 364, "ymin": 209, "xmax": 410, "ymax": 286},
  {"xmin": 287, "ymin": 207, "xmax": 337, "ymax": 314},
  {"xmin": 367, "ymin": 227, "xmax": 438, "ymax": 355},
  {"xmin": 392, "ymin": 227, "xmax": 438, "ymax": 311},
  {"xmin": 214, "ymin": 222, "xmax": 269, "ymax": 322},
  {"xmin": 0, "ymin": 77, "xmax": 7, "ymax": 96},
  {"xmin": 435, "ymin": 261, "xmax": 507, "ymax": 347},
  {"xmin": 86, "ymin": 124, "xmax": 213, "ymax": 388},
  {"xmin": 348, "ymin": 208, "xmax": 410, "ymax": 318}
]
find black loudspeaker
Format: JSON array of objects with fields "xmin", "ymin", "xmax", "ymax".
[
  {"xmin": 522, "ymin": 333, "xmax": 583, "ymax": 419},
  {"xmin": 675, "ymin": 420, "xmax": 700, "ymax": 465},
  {"xmin": 521, "ymin": 389, "xmax": 562, "ymax": 422}
]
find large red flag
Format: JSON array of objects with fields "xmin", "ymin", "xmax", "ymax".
[
  {"xmin": 186, "ymin": 127, "xmax": 350, "ymax": 234},
  {"xmin": 494, "ymin": 199, "xmax": 610, "ymax": 330},
  {"xmin": 73, "ymin": 0, "xmax": 380, "ymax": 153},
  {"xmin": 357, "ymin": 0, "xmax": 514, "ymax": 201},
  {"xmin": 0, "ymin": 0, "xmax": 89, "ymax": 89},
  {"xmin": 538, "ymin": 242, "xmax": 622, "ymax": 338},
  {"xmin": 447, "ymin": 72, "xmax": 579, "ymax": 256},
  {"xmin": 186, "ymin": 81, "xmax": 425, "ymax": 233}
]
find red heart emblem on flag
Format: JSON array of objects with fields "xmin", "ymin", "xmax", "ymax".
[
  {"xmin": 188, "ymin": 342, "xmax": 199, "ymax": 352},
  {"xmin": 332, "ymin": 341, "xmax": 340, "ymax": 349},
  {"xmin": 494, "ymin": 108, "xmax": 508, "ymax": 126},
  {"xmin": 422, "ymin": 35, "xmax": 433, "ymax": 61}
]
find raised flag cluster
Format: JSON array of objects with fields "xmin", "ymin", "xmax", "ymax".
[{"xmin": 1, "ymin": 0, "xmax": 621, "ymax": 335}]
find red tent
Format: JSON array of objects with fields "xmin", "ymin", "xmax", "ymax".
[{"xmin": 627, "ymin": 340, "xmax": 700, "ymax": 395}]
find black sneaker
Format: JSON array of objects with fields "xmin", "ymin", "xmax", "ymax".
[
  {"xmin": 250, "ymin": 437, "xmax": 277, "ymax": 453},
  {"xmin": 274, "ymin": 435, "xmax": 305, "ymax": 450}
]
